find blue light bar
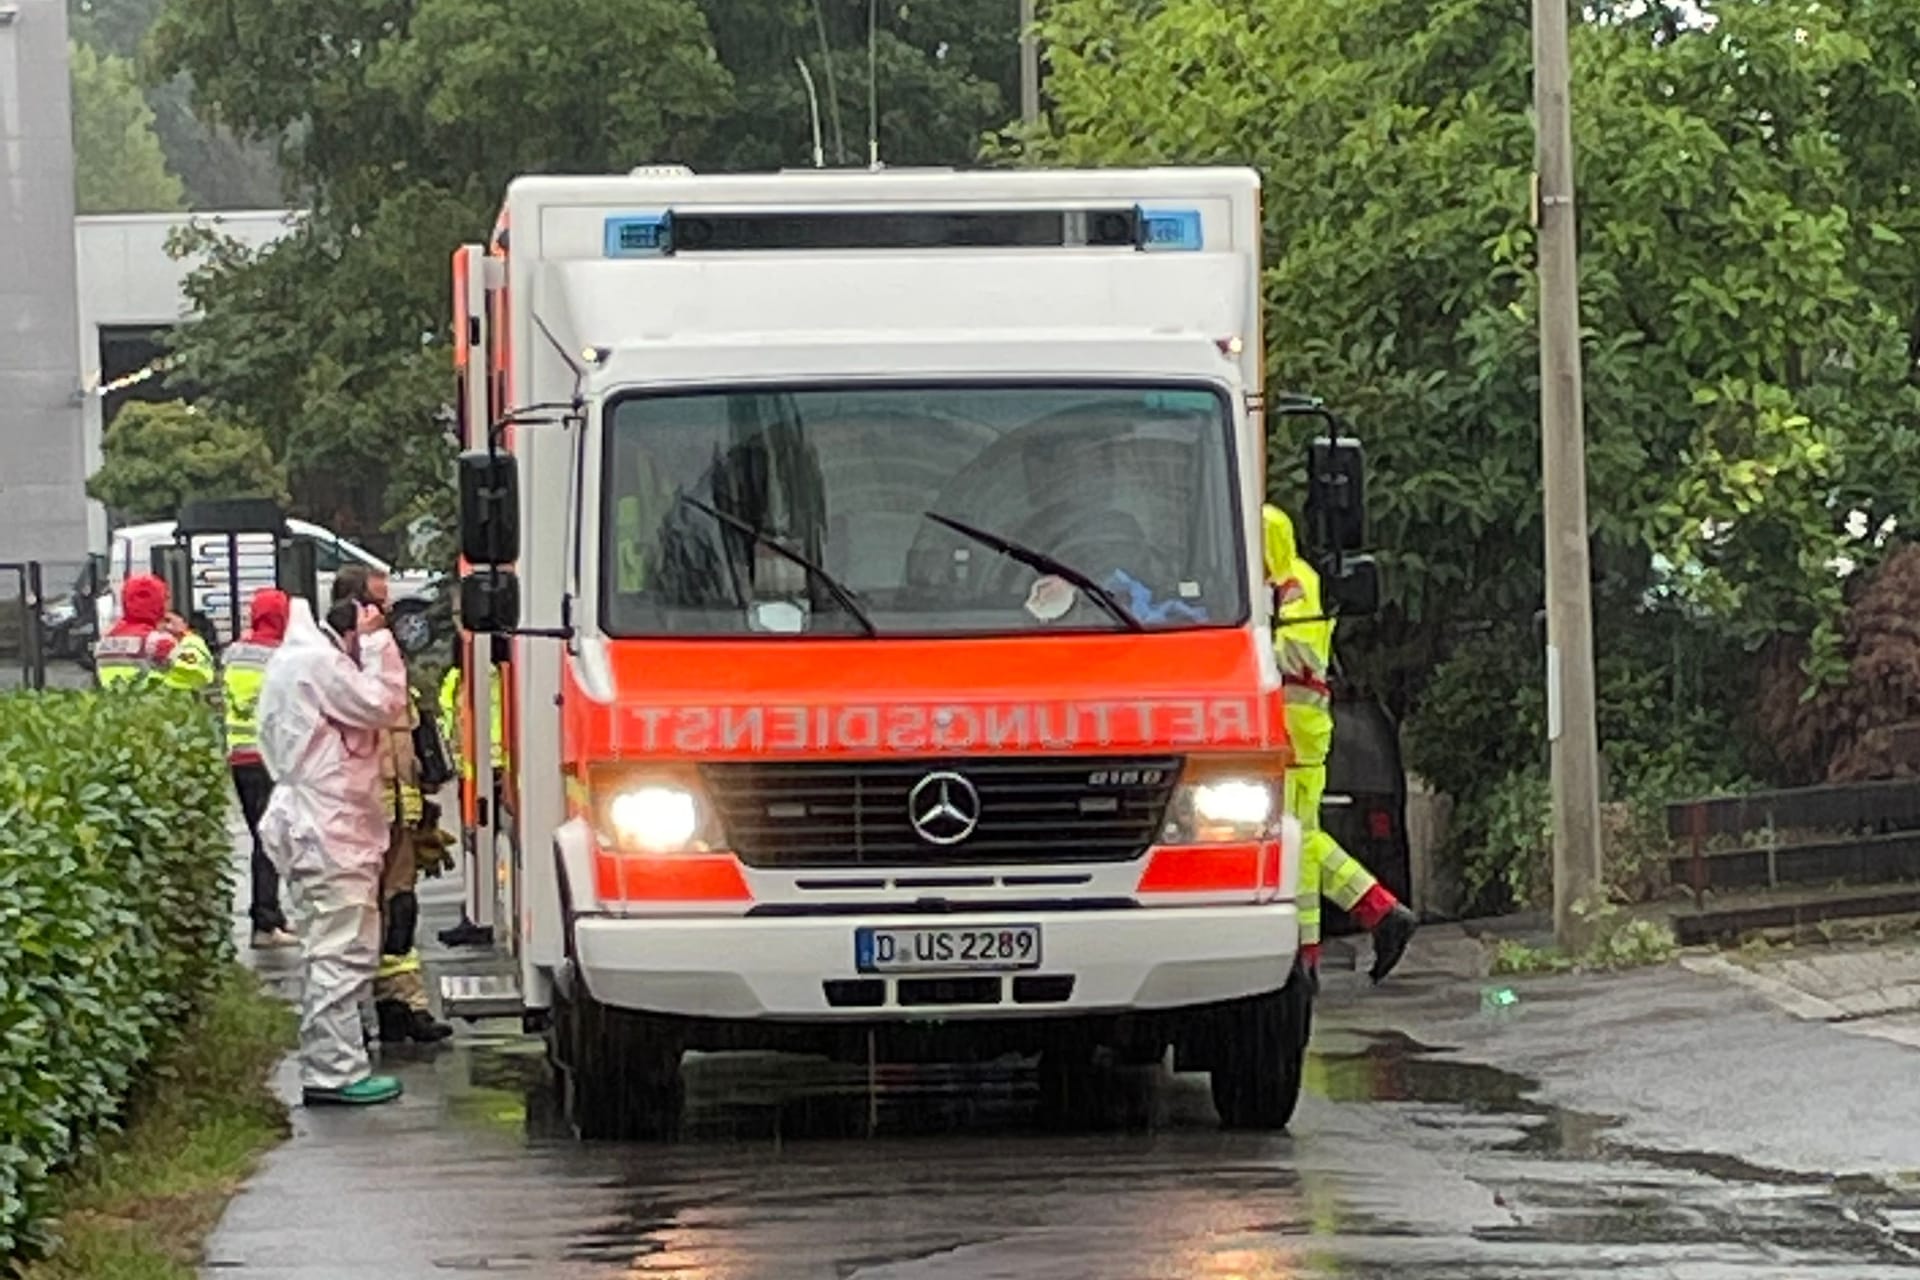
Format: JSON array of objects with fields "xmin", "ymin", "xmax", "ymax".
[
  {"xmin": 604, "ymin": 212, "xmax": 673, "ymax": 258},
  {"xmin": 1137, "ymin": 207, "xmax": 1204, "ymax": 252}
]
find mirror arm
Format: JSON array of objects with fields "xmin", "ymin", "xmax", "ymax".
[{"xmin": 486, "ymin": 402, "xmax": 584, "ymax": 452}]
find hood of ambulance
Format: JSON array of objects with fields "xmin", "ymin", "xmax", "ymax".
[{"xmin": 565, "ymin": 629, "xmax": 1281, "ymax": 761}]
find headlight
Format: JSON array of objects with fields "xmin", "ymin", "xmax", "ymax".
[
  {"xmin": 1161, "ymin": 774, "xmax": 1282, "ymax": 844},
  {"xmin": 1193, "ymin": 780, "xmax": 1274, "ymax": 827},
  {"xmin": 595, "ymin": 778, "xmax": 720, "ymax": 854}
]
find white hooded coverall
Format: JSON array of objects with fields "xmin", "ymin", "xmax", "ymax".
[{"xmin": 257, "ymin": 599, "xmax": 410, "ymax": 1091}]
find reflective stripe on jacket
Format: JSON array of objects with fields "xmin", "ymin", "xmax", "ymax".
[
  {"xmin": 96, "ymin": 628, "xmax": 174, "ymax": 688},
  {"xmin": 381, "ymin": 689, "xmax": 424, "ymax": 825},
  {"xmin": 222, "ymin": 640, "xmax": 278, "ymax": 763},
  {"xmin": 1273, "ymin": 561, "xmax": 1335, "ymax": 766}
]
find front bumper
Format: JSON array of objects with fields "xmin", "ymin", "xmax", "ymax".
[{"xmin": 573, "ymin": 904, "xmax": 1298, "ymax": 1020}]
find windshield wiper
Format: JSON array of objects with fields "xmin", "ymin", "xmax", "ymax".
[
  {"xmin": 924, "ymin": 510, "xmax": 1146, "ymax": 632},
  {"xmin": 678, "ymin": 494, "xmax": 878, "ymax": 637}
]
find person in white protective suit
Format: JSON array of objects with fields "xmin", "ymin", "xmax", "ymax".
[{"xmin": 257, "ymin": 595, "xmax": 412, "ymax": 1106}]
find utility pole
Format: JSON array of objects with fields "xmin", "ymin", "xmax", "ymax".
[
  {"xmin": 1019, "ymin": 0, "xmax": 1040, "ymax": 125},
  {"xmin": 1533, "ymin": 0, "xmax": 1603, "ymax": 949}
]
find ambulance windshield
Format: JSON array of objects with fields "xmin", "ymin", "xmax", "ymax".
[{"xmin": 599, "ymin": 383, "xmax": 1246, "ymax": 638}]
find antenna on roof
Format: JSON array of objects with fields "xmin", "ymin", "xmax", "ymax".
[{"xmin": 866, "ymin": 0, "xmax": 881, "ymax": 169}]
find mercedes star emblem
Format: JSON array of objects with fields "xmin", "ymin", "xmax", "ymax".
[{"xmin": 907, "ymin": 771, "xmax": 981, "ymax": 845}]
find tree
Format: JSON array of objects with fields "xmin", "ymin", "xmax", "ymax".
[
  {"xmin": 68, "ymin": 0, "xmax": 287, "ymax": 211},
  {"xmin": 696, "ymin": 0, "xmax": 1018, "ymax": 170},
  {"xmin": 1024, "ymin": 0, "xmax": 1920, "ymax": 900},
  {"xmin": 70, "ymin": 40, "xmax": 185, "ymax": 214},
  {"xmin": 68, "ymin": 0, "xmax": 163, "ymax": 59},
  {"xmin": 144, "ymin": 0, "xmax": 1015, "ymax": 559},
  {"xmin": 146, "ymin": 0, "xmax": 734, "ymax": 555},
  {"xmin": 87, "ymin": 400, "xmax": 289, "ymax": 523}
]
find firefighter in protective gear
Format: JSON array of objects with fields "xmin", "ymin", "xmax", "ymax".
[
  {"xmin": 373, "ymin": 685, "xmax": 454, "ymax": 1044},
  {"xmin": 257, "ymin": 596, "xmax": 410, "ymax": 1107},
  {"xmin": 1264, "ymin": 504, "xmax": 1417, "ymax": 983},
  {"xmin": 224, "ymin": 588, "xmax": 296, "ymax": 949},
  {"xmin": 95, "ymin": 575, "xmax": 207, "ymax": 689}
]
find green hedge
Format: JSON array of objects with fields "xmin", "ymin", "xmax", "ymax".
[{"xmin": 0, "ymin": 690, "xmax": 232, "ymax": 1259}]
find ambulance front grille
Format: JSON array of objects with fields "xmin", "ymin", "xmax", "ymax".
[{"xmin": 702, "ymin": 756, "xmax": 1183, "ymax": 869}]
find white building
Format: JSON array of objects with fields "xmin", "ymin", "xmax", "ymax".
[{"xmin": 74, "ymin": 209, "xmax": 299, "ymax": 549}]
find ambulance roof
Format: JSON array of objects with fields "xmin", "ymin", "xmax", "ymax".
[{"xmin": 500, "ymin": 167, "xmax": 1263, "ymax": 384}]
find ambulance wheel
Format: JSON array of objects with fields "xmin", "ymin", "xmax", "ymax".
[
  {"xmin": 553, "ymin": 986, "xmax": 684, "ymax": 1141},
  {"xmin": 1209, "ymin": 968, "xmax": 1312, "ymax": 1130}
]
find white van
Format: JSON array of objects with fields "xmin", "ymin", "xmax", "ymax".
[{"xmin": 97, "ymin": 517, "xmax": 435, "ymax": 644}]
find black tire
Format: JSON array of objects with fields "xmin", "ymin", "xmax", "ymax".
[
  {"xmin": 551, "ymin": 985, "xmax": 684, "ymax": 1141},
  {"xmin": 1209, "ymin": 970, "xmax": 1313, "ymax": 1130}
]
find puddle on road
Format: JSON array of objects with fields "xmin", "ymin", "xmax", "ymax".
[
  {"xmin": 1307, "ymin": 1030, "xmax": 1619, "ymax": 1159},
  {"xmin": 396, "ymin": 1026, "xmax": 1920, "ymax": 1276},
  {"xmin": 433, "ymin": 1021, "xmax": 1622, "ymax": 1169},
  {"xmin": 431, "ymin": 1024, "xmax": 1658, "ymax": 1162}
]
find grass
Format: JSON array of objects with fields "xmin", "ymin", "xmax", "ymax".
[
  {"xmin": 1487, "ymin": 898, "xmax": 1679, "ymax": 976},
  {"xmin": 1490, "ymin": 937, "xmax": 1577, "ymax": 975},
  {"xmin": 18, "ymin": 968, "xmax": 297, "ymax": 1280}
]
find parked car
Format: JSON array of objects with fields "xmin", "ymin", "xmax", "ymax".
[
  {"xmin": 96, "ymin": 518, "xmax": 437, "ymax": 647},
  {"xmin": 40, "ymin": 556, "xmax": 107, "ymax": 666}
]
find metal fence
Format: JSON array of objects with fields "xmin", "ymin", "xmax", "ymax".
[{"xmin": 0, "ymin": 562, "xmax": 47, "ymax": 690}]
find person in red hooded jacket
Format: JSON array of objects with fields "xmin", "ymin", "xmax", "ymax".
[
  {"xmin": 224, "ymin": 589, "xmax": 298, "ymax": 949},
  {"xmin": 95, "ymin": 574, "xmax": 200, "ymax": 688}
]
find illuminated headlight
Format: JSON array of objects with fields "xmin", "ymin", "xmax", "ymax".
[
  {"xmin": 603, "ymin": 784, "xmax": 709, "ymax": 854},
  {"xmin": 1194, "ymin": 779, "xmax": 1275, "ymax": 826},
  {"xmin": 1161, "ymin": 776, "xmax": 1282, "ymax": 844}
]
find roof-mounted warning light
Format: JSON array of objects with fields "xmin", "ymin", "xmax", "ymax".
[
  {"xmin": 604, "ymin": 212, "xmax": 673, "ymax": 258},
  {"xmin": 1139, "ymin": 208, "xmax": 1205, "ymax": 252}
]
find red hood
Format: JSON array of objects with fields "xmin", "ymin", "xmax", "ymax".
[
  {"xmin": 246, "ymin": 589, "xmax": 290, "ymax": 644},
  {"xmin": 121, "ymin": 574, "xmax": 169, "ymax": 626},
  {"xmin": 566, "ymin": 630, "xmax": 1282, "ymax": 760}
]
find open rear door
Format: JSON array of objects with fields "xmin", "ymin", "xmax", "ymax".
[{"xmin": 452, "ymin": 243, "xmax": 500, "ymax": 937}]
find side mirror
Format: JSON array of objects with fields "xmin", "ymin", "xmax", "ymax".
[
  {"xmin": 1323, "ymin": 554, "xmax": 1381, "ymax": 617},
  {"xmin": 459, "ymin": 451, "xmax": 519, "ymax": 565},
  {"xmin": 1305, "ymin": 436, "xmax": 1367, "ymax": 553},
  {"xmin": 459, "ymin": 569, "xmax": 520, "ymax": 633}
]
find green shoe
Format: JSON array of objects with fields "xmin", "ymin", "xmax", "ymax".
[{"xmin": 303, "ymin": 1075, "xmax": 403, "ymax": 1107}]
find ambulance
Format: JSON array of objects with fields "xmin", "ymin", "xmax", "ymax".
[{"xmin": 442, "ymin": 166, "xmax": 1373, "ymax": 1137}]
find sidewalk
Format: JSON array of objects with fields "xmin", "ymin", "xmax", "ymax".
[{"xmin": 1682, "ymin": 938, "xmax": 1920, "ymax": 1050}]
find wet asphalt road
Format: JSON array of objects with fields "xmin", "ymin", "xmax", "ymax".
[{"xmin": 215, "ymin": 870, "xmax": 1920, "ymax": 1279}]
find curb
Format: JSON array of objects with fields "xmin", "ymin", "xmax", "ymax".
[{"xmin": 1679, "ymin": 952, "xmax": 1849, "ymax": 1023}]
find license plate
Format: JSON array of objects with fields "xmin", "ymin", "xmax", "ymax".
[{"xmin": 855, "ymin": 924, "xmax": 1042, "ymax": 974}]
